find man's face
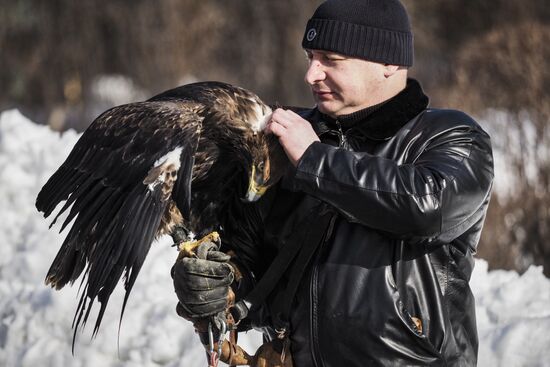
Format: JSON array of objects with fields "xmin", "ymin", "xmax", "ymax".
[{"xmin": 304, "ymin": 49, "xmax": 388, "ymax": 117}]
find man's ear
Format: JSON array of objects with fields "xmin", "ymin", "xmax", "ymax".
[{"xmin": 383, "ymin": 64, "xmax": 400, "ymax": 78}]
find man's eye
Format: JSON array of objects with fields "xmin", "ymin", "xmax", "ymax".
[{"xmin": 323, "ymin": 55, "xmax": 340, "ymax": 62}]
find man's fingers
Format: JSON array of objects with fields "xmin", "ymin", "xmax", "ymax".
[
  {"xmin": 271, "ymin": 108, "xmax": 302, "ymax": 128},
  {"xmin": 175, "ymin": 298, "xmax": 228, "ymax": 319},
  {"xmin": 196, "ymin": 241, "xmax": 219, "ymax": 260},
  {"xmin": 206, "ymin": 251, "xmax": 231, "ymax": 262},
  {"xmin": 175, "ymin": 258, "xmax": 233, "ymax": 278},
  {"xmin": 266, "ymin": 119, "xmax": 286, "ymax": 137},
  {"xmin": 178, "ymin": 271, "xmax": 234, "ymax": 291},
  {"xmin": 266, "ymin": 107, "xmax": 319, "ymax": 166},
  {"xmin": 176, "ymin": 286, "xmax": 229, "ymax": 304}
]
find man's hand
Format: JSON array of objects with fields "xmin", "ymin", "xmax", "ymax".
[
  {"xmin": 266, "ymin": 108, "xmax": 320, "ymax": 166},
  {"xmin": 172, "ymin": 241, "xmax": 234, "ymax": 321}
]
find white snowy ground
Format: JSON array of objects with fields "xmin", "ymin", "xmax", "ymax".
[{"xmin": 1, "ymin": 109, "xmax": 549, "ymax": 367}]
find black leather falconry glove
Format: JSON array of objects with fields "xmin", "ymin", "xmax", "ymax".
[{"xmin": 172, "ymin": 241, "xmax": 234, "ymax": 329}]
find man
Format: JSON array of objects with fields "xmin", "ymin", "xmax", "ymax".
[{"xmin": 173, "ymin": 0, "xmax": 494, "ymax": 365}]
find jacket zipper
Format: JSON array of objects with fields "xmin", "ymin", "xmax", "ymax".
[
  {"xmin": 310, "ymin": 214, "xmax": 337, "ymax": 367},
  {"xmin": 310, "ymin": 126, "xmax": 345, "ymax": 366},
  {"xmin": 310, "ymin": 245, "xmax": 322, "ymax": 367},
  {"xmin": 335, "ymin": 119, "xmax": 348, "ymax": 148}
]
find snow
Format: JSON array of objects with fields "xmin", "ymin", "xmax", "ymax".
[
  {"xmin": 1, "ymin": 108, "xmax": 550, "ymax": 367},
  {"xmin": 91, "ymin": 75, "xmax": 148, "ymax": 107},
  {"xmin": 471, "ymin": 261, "xmax": 550, "ymax": 367}
]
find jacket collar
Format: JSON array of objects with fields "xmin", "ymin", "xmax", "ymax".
[{"xmin": 312, "ymin": 78, "xmax": 429, "ymax": 141}]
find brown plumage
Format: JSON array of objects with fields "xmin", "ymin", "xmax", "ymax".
[{"xmin": 35, "ymin": 81, "xmax": 287, "ymax": 348}]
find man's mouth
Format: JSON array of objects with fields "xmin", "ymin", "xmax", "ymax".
[{"xmin": 313, "ymin": 89, "xmax": 334, "ymax": 100}]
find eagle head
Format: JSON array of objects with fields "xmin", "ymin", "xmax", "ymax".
[
  {"xmin": 245, "ymin": 131, "xmax": 287, "ymax": 202},
  {"xmin": 234, "ymin": 96, "xmax": 288, "ymax": 202}
]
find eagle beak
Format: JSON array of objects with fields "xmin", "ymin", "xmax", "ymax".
[{"xmin": 244, "ymin": 165, "xmax": 268, "ymax": 202}]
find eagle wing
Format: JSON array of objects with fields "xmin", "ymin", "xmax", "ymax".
[{"xmin": 36, "ymin": 100, "xmax": 203, "ymax": 342}]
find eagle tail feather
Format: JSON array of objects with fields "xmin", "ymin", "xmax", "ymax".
[
  {"xmin": 45, "ymin": 184, "xmax": 121, "ymax": 290},
  {"xmin": 57, "ymin": 178, "xmax": 103, "ymax": 233},
  {"xmin": 66, "ymin": 186, "xmax": 117, "ymax": 236},
  {"xmin": 37, "ymin": 168, "xmax": 86, "ymax": 220},
  {"xmin": 45, "ymin": 222, "xmax": 85, "ymax": 289},
  {"xmin": 70, "ymin": 183, "xmax": 168, "ymax": 341},
  {"xmin": 115, "ymin": 206, "xmax": 160, "ymax": 338}
]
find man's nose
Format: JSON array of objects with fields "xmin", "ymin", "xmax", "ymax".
[{"xmin": 305, "ymin": 60, "xmax": 325, "ymax": 85}]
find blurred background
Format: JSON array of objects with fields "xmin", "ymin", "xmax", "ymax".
[{"xmin": 1, "ymin": 0, "xmax": 549, "ymax": 276}]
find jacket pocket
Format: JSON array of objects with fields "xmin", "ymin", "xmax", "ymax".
[{"xmin": 398, "ymin": 300, "xmax": 442, "ymax": 358}]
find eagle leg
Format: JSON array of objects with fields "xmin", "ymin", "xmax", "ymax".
[{"xmin": 177, "ymin": 231, "xmax": 221, "ymax": 259}]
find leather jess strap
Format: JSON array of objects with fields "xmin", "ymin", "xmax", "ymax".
[{"xmin": 244, "ymin": 207, "xmax": 335, "ymax": 326}]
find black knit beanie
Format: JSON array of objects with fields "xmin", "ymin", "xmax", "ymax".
[{"xmin": 302, "ymin": 0, "xmax": 413, "ymax": 66}]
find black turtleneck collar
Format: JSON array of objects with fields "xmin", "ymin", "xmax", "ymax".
[{"xmin": 313, "ymin": 78, "xmax": 429, "ymax": 141}]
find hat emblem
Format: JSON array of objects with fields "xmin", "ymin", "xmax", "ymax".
[{"xmin": 306, "ymin": 28, "xmax": 317, "ymax": 41}]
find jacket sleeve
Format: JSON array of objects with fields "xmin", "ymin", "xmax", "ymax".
[{"xmin": 289, "ymin": 116, "xmax": 494, "ymax": 242}]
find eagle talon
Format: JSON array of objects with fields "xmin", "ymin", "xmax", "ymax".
[
  {"xmin": 170, "ymin": 225, "xmax": 191, "ymax": 247},
  {"xmin": 178, "ymin": 231, "xmax": 221, "ymax": 259}
]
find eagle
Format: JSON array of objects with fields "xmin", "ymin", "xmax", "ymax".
[{"xmin": 36, "ymin": 81, "xmax": 286, "ymax": 346}]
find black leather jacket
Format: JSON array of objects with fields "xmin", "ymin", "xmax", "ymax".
[{"xmin": 223, "ymin": 80, "xmax": 494, "ymax": 366}]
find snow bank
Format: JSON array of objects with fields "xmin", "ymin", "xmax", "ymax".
[
  {"xmin": 472, "ymin": 261, "xmax": 550, "ymax": 367},
  {"xmin": 1, "ymin": 109, "xmax": 549, "ymax": 367}
]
